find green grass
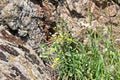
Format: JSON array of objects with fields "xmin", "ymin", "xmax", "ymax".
[
  {"xmin": 40, "ymin": 18, "xmax": 120, "ymax": 80},
  {"xmin": 39, "ymin": 1, "xmax": 120, "ymax": 79}
]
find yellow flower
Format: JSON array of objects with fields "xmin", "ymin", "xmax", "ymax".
[
  {"xmin": 55, "ymin": 58, "xmax": 60, "ymax": 61},
  {"xmin": 51, "ymin": 63, "xmax": 56, "ymax": 68},
  {"xmin": 50, "ymin": 47, "xmax": 55, "ymax": 52},
  {"xmin": 51, "ymin": 58, "xmax": 60, "ymax": 68},
  {"xmin": 67, "ymin": 38, "xmax": 72, "ymax": 41},
  {"xmin": 58, "ymin": 35, "xmax": 63, "ymax": 39}
]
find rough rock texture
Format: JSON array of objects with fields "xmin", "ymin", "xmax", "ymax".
[
  {"xmin": 0, "ymin": 0, "xmax": 57, "ymax": 54},
  {"xmin": 64, "ymin": 0, "xmax": 120, "ymax": 26},
  {"xmin": 1, "ymin": 0, "xmax": 119, "ymax": 51},
  {"xmin": 0, "ymin": 27, "xmax": 50, "ymax": 80},
  {"xmin": 0, "ymin": 0, "xmax": 120, "ymax": 79},
  {"xmin": 51, "ymin": 0, "xmax": 120, "ymax": 45},
  {"xmin": 0, "ymin": 0, "xmax": 43, "ymax": 50}
]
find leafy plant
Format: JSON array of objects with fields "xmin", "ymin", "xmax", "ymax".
[{"xmin": 40, "ymin": 18, "xmax": 120, "ymax": 80}]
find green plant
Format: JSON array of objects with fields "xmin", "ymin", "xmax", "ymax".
[{"xmin": 40, "ymin": 18, "xmax": 120, "ymax": 80}]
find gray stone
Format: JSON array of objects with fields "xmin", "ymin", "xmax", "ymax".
[{"xmin": 0, "ymin": 28, "xmax": 51, "ymax": 80}]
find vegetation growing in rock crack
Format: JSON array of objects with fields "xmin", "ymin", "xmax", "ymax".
[{"xmin": 40, "ymin": 18, "xmax": 120, "ymax": 80}]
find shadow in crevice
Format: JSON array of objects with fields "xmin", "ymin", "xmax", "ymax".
[
  {"xmin": 92, "ymin": 0, "xmax": 113, "ymax": 9},
  {"xmin": 113, "ymin": 0, "xmax": 120, "ymax": 6},
  {"xmin": 69, "ymin": 10, "xmax": 85, "ymax": 18},
  {"xmin": 7, "ymin": 27, "xmax": 19, "ymax": 36},
  {"xmin": 48, "ymin": 0, "xmax": 59, "ymax": 8},
  {"xmin": 30, "ymin": 0, "xmax": 43, "ymax": 7},
  {"xmin": 7, "ymin": 27, "xmax": 29, "ymax": 42},
  {"xmin": 48, "ymin": 0, "xmax": 65, "ymax": 8}
]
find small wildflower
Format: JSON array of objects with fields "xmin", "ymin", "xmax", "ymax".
[
  {"xmin": 50, "ymin": 47, "xmax": 55, "ymax": 52},
  {"xmin": 58, "ymin": 35, "xmax": 63, "ymax": 39},
  {"xmin": 51, "ymin": 58, "xmax": 60, "ymax": 68},
  {"xmin": 51, "ymin": 63, "xmax": 56, "ymax": 68},
  {"xmin": 55, "ymin": 58, "xmax": 60, "ymax": 61},
  {"xmin": 53, "ymin": 26, "xmax": 57, "ymax": 30},
  {"xmin": 67, "ymin": 38, "xmax": 72, "ymax": 41}
]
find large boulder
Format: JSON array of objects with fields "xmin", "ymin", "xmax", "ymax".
[
  {"xmin": 0, "ymin": 0, "xmax": 56, "ymax": 54},
  {"xmin": 0, "ymin": 27, "xmax": 51, "ymax": 80}
]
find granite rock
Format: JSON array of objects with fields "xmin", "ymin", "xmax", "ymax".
[{"xmin": 0, "ymin": 27, "xmax": 51, "ymax": 80}]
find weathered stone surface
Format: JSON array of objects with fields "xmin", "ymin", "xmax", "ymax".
[
  {"xmin": 56, "ymin": 0, "xmax": 120, "ymax": 38},
  {"xmin": 98, "ymin": 16, "xmax": 110, "ymax": 24},
  {"xmin": 66, "ymin": 0, "xmax": 88, "ymax": 17},
  {"xmin": 0, "ymin": 0, "xmax": 119, "ymax": 50},
  {"xmin": 0, "ymin": 0, "xmax": 57, "ymax": 52},
  {"xmin": 0, "ymin": 0, "xmax": 44, "ymax": 51},
  {"xmin": 0, "ymin": 28, "xmax": 51, "ymax": 80},
  {"xmin": 0, "ymin": 0, "xmax": 120, "ymax": 79}
]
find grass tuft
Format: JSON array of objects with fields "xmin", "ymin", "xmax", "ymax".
[{"xmin": 40, "ymin": 19, "xmax": 120, "ymax": 80}]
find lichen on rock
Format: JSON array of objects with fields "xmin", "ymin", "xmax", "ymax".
[{"xmin": 0, "ymin": 28, "xmax": 51, "ymax": 80}]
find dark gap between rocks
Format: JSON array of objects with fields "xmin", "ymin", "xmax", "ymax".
[
  {"xmin": 30, "ymin": 0, "xmax": 43, "ymax": 7},
  {"xmin": 0, "ymin": 51, "xmax": 8, "ymax": 62}
]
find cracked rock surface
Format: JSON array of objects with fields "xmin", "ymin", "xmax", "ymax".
[
  {"xmin": 0, "ymin": 27, "xmax": 51, "ymax": 80},
  {"xmin": 0, "ymin": 0, "xmax": 120, "ymax": 79}
]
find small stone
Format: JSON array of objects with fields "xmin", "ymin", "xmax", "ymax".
[
  {"xmin": 18, "ymin": 29, "xmax": 28, "ymax": 37},
  {"xmin": 115, "ymin": 39, "xmax": 120, "ymax": 45},
  {"xmin": 91, "ymin": 3, "xmax": 100, "ymax": 20},
  {"xmin": 104, "ymin": 5, "xmax": 117, "ymax": 17},
  {"xmin": 98, "ymin": 16, "xmax": 110, "ymax": 24}
]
